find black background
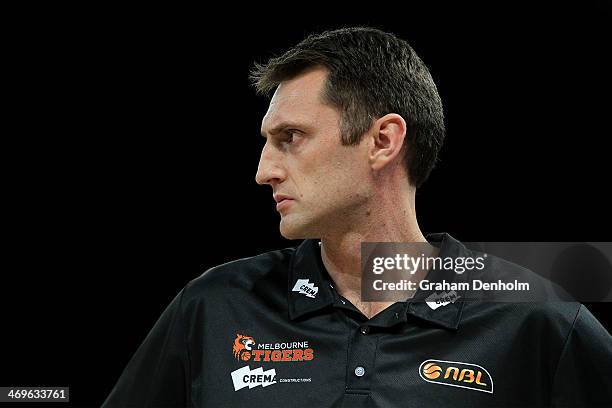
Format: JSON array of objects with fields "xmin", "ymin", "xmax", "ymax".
[{"xmin": 1, "ymin": 2, "xmax": 611, "ymax": 406}]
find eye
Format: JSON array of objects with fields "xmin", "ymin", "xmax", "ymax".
[
  {"xmin": 270, "ymin": 129, "xmax": 302, "ymax": 149},
  {"xmin": 284, "ymin": 129, "xmax": 300, "ymax": 144}
]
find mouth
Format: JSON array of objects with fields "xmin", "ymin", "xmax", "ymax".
[{"xmin": 275, "ymin": 198, "xmax": 294, "ymax": 211}]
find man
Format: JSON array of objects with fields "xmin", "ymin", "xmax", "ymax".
[{"xmin": 103, "ymin": 27, "xmax": 612, "ymax": 407}]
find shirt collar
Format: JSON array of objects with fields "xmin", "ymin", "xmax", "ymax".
[
  {"xmin": 407, "ymin": 232, "xmax": 468, "ymax": 330},
  {"xmin": 287, "ymin": 232, "xmax": 469, "ymax": 331},
  {"xmin": 288, "ymin": 239, "xmax": 336, "ymax": 320}
]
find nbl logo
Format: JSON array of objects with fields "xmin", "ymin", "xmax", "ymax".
[
  {"xmin": 419, "ymin": 359, "xmax": 493, "ymax": 394},
  {"xmin": 422, "ymin": 362, "xmax": 443, "ymax": 379}
]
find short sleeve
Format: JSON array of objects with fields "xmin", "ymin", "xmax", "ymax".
[
  {"xmin": 552, "ymin": 304, "xmax": 612, "ymax": 407},
  {"xmin": 102, "ymin": 288, "xmax": 190, "ymax": 407}
]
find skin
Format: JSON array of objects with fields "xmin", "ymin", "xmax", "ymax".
[{"xmin": 256, "ymin": 66, "xmax": 438, "ymax": 319}]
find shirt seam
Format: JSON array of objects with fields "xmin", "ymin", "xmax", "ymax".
[
  {"xmin": 370, "ymin": 333, "xmax": 381, "ymax": 394},
  {"xmin": 550, "ymin": 303, "xmax": 582, "ymax": 404},
  {"xmin": 179, "ymin": 282, "xmax": 192, "ymax": 406},
  {"xmin": 340, "ymin": 309, "xmax": 352, "ymax": 393}
]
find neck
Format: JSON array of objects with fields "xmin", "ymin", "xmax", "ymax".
[{"xmin": 318, "ymin": 191, "xmax": 434, "ymax": 318}]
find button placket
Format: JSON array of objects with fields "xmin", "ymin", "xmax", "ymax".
[{"xmin": 345, "ymin": 324, "xmax": 378, "ymax": 392}]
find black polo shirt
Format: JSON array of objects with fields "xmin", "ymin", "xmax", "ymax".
[{"xmin": 103, "ymin": 233, "xmax": 612, "ymax": 407}]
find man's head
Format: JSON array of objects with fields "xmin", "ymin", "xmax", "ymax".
[{"xmin": 253, "ymin": 27, "xmax": 445, "ymax": 239}]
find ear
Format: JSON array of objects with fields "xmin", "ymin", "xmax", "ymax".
[{"xmin": 368, "ymin": 113, "xmax": 407, "ymax": 171}]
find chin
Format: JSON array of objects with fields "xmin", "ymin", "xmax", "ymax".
[
  {"xmin": 279, "ymin": 217, "xmax": 313, "ymax": 240},
  {"xmin": 279, "ymin": 224, "xmax": 303, "ymax": 240}
]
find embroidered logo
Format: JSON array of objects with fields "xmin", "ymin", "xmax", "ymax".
[
  {"xmin": 231, "ymin": 365, "xmax": 277, "ymax": 391},
  {"xmin": 231, "ymin": 333, "xmax": 315, "ymax": 362},
  {"xmin": 233, "ymin": 333, "xmax": 256, "ymax": 361},
  {"xmin": 419, "ymin": 359, "xmax": 493, "ymax": 394},
  {"xmin": 425, "ymin": 290, "xmax": 460, "ymax": 310},
  {"xmin": 292, "ymin": 279, "xmax": 318, "ymax": 298}
]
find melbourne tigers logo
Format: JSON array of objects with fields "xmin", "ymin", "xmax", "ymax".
[
  {"xmin": 233, "ymin": 333, "xmax": 256, "ymax": 361},
  {"xmin": 230, "ymin": 332, "xmax": 315, "ymax": 363}
]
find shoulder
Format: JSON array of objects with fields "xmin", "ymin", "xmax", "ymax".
[
  {"xmin": 181, "ymin": 246, "xmax": 297, "ymax": 305},
  {"xmin": 516, "ymin": 301, "xmax": 582, "ymax": 327},
  {"xmin": 466, "ymin": 247, "xmax": 573, "ymax": 301},
  {"xmin": 463, "ymin": 300, "xmax": 583, "ymax": 340}
]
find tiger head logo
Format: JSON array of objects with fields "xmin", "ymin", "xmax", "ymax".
[{"xmin": 233, "ymin": 333, "xmax": 256, "ymax": 360}]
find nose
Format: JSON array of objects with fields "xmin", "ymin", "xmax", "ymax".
[{"xmin": 255, "ymin": 141, "xmax": 286, "ymax": 186}]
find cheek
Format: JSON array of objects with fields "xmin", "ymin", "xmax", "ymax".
[
  {"xmin": 296, "ymin": 146, "xmax": 368, "ymax": 201},
  {"xmin": 333, "ymin": 150, "xmax": 368, "ymax": 181},
  {"xmin": 321, "ymin": 159, "xmax": 369, "ymax": 200}
]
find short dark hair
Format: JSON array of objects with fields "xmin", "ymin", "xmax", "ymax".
[{"xmin": 250, "ymin": 27, "xmax": 445, "ymax": 188}]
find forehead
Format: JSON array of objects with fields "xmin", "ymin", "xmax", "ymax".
[{"xmin": 261, "ymin": 67, "xmax": 331, "ymax": 133}]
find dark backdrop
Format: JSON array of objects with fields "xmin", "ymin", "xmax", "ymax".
[{"xmin": 1, "ymin": 3, "xmax": 610, "ymax": 407}]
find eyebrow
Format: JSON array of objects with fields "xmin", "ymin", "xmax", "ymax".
[{"xmin": 260, "ymin": 122, "xmax": 304, "ymax": 138}]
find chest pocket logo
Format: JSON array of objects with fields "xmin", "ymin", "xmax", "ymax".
[{"xmin": 419, "ymin": 359, "xmax": 493, "ymax": 394}]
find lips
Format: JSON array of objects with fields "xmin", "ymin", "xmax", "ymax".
[
  {"xmin": 273, "ymin": 194, "xmax": 293, "ymax": 203},
  {"xmin": 274, "ymin": 195, "xmax": 295, "ymax": 211}
]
